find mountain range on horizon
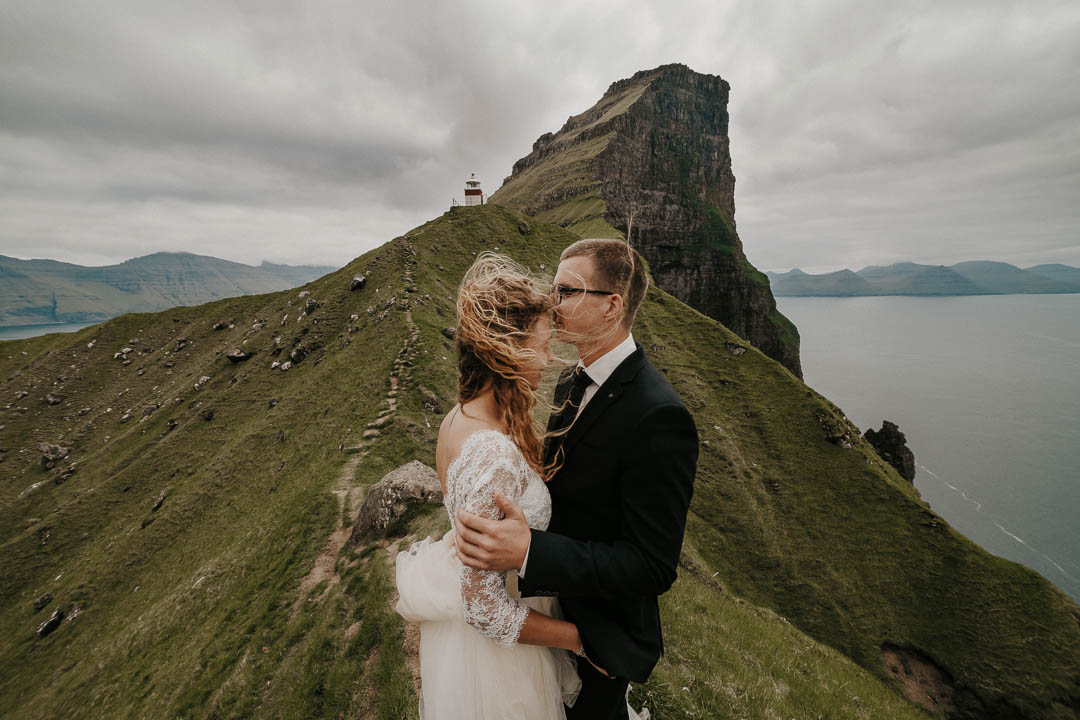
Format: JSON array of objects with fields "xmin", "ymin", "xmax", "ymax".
[
  {"xmin": 766, "ymin": 261, "xmax": 1080, "ymax": 297},
  {"xmin": 0, "ymin": 251, "xmax": 336, "ymax": 328}
]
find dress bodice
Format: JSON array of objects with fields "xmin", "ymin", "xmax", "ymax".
[
  {"xmin": 444, "ymin": 429, "xmax": 551, "ymax": 532},
  {"xmin": 440, "ymin": 428, "xmax": 551, "ymax": 648}
]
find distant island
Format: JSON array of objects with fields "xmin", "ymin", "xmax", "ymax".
[
  {"xmin": 0, "ymin": 251, "xmax": 336, "ymax": 327},
  {"xmin": 766, "ymin": 261, "xmax": 1080, "ymax": 297}
]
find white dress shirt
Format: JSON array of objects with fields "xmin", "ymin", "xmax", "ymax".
[{"xmin": 519, "ymin": 332, "xmax": 636, "ymax": 577}]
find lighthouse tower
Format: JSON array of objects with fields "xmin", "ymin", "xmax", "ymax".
[{"xmin": 464, "ymin": 173, "xmax": 484, "ymax": 206}]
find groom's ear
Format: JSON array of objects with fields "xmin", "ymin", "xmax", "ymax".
[{"xmin": 605, "ymin": 293, "xmax": 624, "ymax": 324}]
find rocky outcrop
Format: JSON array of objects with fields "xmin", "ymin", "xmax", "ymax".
[
  {"xmin": 349, "ymin": 460, "xmax": 443, "ymax": 541},
  {"xmin": 491, "ymin": 63, "xmax": 801, "ymax": 377},
  {"xmin": 865, "ymin": 420, "xmax": 916, "ymax": 481}
]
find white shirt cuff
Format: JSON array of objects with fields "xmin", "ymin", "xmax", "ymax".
[{"xmin": 519, "ymin": 537, "xmax": 531, "ymax": 578}]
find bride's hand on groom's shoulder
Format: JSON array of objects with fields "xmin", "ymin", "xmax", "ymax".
[{"xmin": 454, "ymin": 491, "xmax": 531, "ymax": 572}]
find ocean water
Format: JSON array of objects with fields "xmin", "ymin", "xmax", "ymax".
[{"xmin": 775, "ymin": 294, "xmax": 1080, "ymax": 602}]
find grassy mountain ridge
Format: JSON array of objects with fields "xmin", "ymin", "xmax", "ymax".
[
  {"xmin": 2, "ymin": 205, "xmax": 1078, "ymax": 718},
  {"xmin": 0, "ymin": 251, "xmax": 336, "ymax": 327},
  {"xmin": 767, "ymin": 261, "xmax": 1080, "ymax": 296}
]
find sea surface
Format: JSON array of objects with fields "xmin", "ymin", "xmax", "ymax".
[{"xmin": 775, "ymin": 294, "xmax": 1080, "ymax": 602}]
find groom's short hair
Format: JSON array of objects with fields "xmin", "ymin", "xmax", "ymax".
[{"xmin": 560, "ymin": 238, "xmax": 649, "ymax": 328}]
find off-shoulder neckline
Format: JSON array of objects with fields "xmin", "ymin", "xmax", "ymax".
[{"xmin": 445, "ymin": 428, "xmax": 515, "ymax": 481}]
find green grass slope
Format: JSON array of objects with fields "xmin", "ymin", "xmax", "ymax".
[{"xmin": 1, "ymin": 205, "xmax": 1078, "ymax": 719}]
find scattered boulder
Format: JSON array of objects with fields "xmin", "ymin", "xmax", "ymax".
[
  {"xmin": 350, "ymin": 461, "xmax": 443, "ymax": 541},
  {"xmin": 724, "ymin": 342, "xmax": 747, "ymax": 356},
  {"xmin": 865, "ymin": 420, "xmax": 916, "ymax": 482},
  {"xmin": 152, "ymin": 490, "xmax": 166, "ymax": 512},
  {"xmin": 279, "ymin": 361, "xmax": 292, "ymax": 371},
  {"xmin": 419, "ymin": 386, "xmax": 443, "ymax": 414},
  {"xmin": 303, "ymin": 298, "xmax": 320, "ymax": 314},
  {"xmin": 518, "ymin": 221, "xmax": 532, "ymax": 235},
  {"xmin": 39, "ymin": 443, "xmax": 71, "ymax": 470},
  {"xmin": 174, "ymin": 338, "xmax": 187, "ymax": 352},
  {"xmin": 212, "ymin": 321, "xmax": 228, "ymax": 331},
  {"xmin": 77, "ymin": 407, "xmax": 90, "ymax": 416},
  {"xmin": 441, "ymin": 327, "xmax": 456, "ymax": 340},
  {"xmin": 816, "ymin": 411, "xmax": 854, "ymax": 449},
  {"xmin": 43, "ymin": 394, "xmax": 64, "ymax": 405},
  {"xmin": 201, "ymin": 409, "xmax": 215, "ymax": 421},
  {"xmin": 37, "ymin": 608, "xmax": 65, "ymax": 637},
  {"xmin": 55, "ymin": 464, "xmax": 76, "ymax": 484},
  {"xmin": 350, "ymin": 274, "xmax": 368, "ymax": 291},
  {"xmin": 33, "ymin": 593, "xmax": 51, "ymax": 612},
  {"xmin": 225, "ymin": 348, "xmax": 250, "ymax": 363}
]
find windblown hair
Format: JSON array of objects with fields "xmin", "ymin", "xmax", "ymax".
[{"xmin": 456, "ymin": 252, "xmax": 555, "ymax": 479}]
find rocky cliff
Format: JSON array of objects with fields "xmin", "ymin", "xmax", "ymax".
[{"xmin": 490, "ymin": 63, "xmax": 802, "ymax": 377}]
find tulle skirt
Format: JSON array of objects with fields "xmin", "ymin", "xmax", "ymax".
[{"xmin": 395, "ymin": 529, "xmax": 582, "ymax": 720}]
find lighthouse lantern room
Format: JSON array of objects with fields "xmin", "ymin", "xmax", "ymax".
[{"xmin": 464, "ymin": 173, "xmax": 484, "ymax": 206}]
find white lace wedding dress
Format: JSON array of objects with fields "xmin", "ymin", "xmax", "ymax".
[{"xmin": 395, "ymin": 429, "xmax": 581, "ymax": 719}]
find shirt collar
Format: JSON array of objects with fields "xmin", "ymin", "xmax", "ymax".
[{"xmin": 577, "ymin": 332, "xmax": 636, "ymax": 387}]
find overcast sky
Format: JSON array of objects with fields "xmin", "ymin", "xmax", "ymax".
[{"xmin": 1, "ymin": 1, "xmax": 1078, "ymax": 274}]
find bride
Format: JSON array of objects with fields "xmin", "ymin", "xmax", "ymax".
[{"xmin": 395, "ymin": 253, "xmax": 617, "ymax": 719}]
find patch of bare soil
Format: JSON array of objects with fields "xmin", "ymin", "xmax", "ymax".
[
  {"xmin": 290, "ymin": 489, "xmax": 356, "ymax": 620},
  {"xmin": 881, "ymin": 643, "xmax": 956, "ymax": 717}
]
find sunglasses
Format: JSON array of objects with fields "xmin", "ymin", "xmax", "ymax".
[{"xmin": 553, "ymin": 284, "xmax": 615, "ymax": 302}]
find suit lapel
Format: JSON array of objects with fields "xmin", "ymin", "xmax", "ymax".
[{"xmin": 560, "ymin": 345, "xmax": 646, "ymax": 458}]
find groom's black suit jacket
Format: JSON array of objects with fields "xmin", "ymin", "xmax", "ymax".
[{"xmin": 519, "ymin": 343, "xmax": 698, "ymax": 683}]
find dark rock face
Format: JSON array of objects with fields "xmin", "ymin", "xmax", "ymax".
[
  {"xmin": 492, "ymin": 63, "xmax": 801, "ymax": 377},
  {"xmin": 865, "ymin": 420, "xmax": 916, "ymax": 481}
]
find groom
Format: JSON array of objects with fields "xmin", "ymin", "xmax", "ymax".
[{"xmin": 455, "ymin": 238, "xmax": 699, "ymax": 719}]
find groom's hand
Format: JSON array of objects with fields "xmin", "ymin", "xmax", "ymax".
[{"xmin": 454, "ymin": 490, "xmax": 530, "ymax": 572}]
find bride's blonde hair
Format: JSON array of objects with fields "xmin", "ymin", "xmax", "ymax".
[{"xmin": 456, "ymin": 252, "xmax": 555, "ymax": 479}]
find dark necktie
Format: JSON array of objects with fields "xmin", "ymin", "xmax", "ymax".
[{"xmin": 546, "ymin": 366, "xmax": 592, "ymax": 461}]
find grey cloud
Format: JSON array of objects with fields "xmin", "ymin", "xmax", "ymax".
[{"xmin": 0, "ymin": 0, "xmax": 1077, "ymax": 272}]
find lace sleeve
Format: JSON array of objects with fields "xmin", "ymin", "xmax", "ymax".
[{"xmin": 456, "ymin": 434, "xmax": 531, "ymax": 648}]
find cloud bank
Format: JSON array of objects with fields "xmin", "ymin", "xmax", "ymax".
[{"xmin": 1, "ymin": 0, "xmax": 1077, "ymax": 272}]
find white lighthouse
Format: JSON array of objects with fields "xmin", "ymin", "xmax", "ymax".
[{"xmin": 464, "ymin": 173, "xmax": 484, "ymax": 206}]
